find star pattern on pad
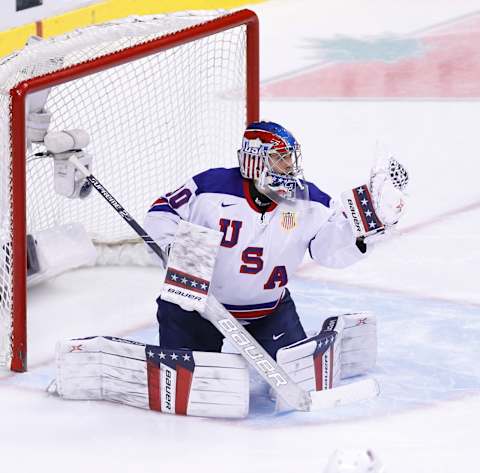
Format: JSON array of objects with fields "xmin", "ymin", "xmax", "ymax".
[
  {"xmin": 165, "ymin": 267, "xmax": 210, "ymax": 295},
  {"xmin": 146, "ymin": 345, "xmax": 195, "ymax": 372}
]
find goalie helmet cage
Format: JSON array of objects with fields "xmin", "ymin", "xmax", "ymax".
[{"xmin": 0, "ymin": 9, "xmax": 259, "ymax": 372}]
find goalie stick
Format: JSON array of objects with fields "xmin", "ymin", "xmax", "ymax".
[{"xmin": 66, "ymin": 152, "xmax": 379, "ymax": 412}]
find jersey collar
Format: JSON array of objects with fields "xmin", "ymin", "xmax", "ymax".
[{"xmin": 242, "ymin": 179, "xmax": 277, "ymax": 213}]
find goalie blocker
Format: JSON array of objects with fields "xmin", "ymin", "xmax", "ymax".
[{"xmin": 52, "ymin": 336, "xmax": 249, "ymax": 419}]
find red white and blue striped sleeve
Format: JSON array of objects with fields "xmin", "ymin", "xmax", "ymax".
[
  {"xmin": 144, "ymin": 177, "xmax": 198, "ymax": 255},
  {"xmin": 148, "ymin": 196, "xmax": 180, "ymax": 216}
]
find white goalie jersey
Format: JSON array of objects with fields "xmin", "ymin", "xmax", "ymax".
[{"xmin": 144, "ymin": 167, "xmax": 366, "ymax": 319}]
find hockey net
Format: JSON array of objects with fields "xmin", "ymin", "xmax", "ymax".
[{"xmin": 0, "ymin": 9, "xmax": 259, "ymax": 371}]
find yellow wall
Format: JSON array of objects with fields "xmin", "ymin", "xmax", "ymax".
[
  {"xmin": 0, "ymin": 22, "xmax": 37, "ymax": 58},
  {"xmin": 0, "ymin": 0, "xmax": 264, "ymax": 56}
]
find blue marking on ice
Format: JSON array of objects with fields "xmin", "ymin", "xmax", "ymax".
[{"xmin": 249, "ymin": 276, "xmax": 480, "ymax": 425}]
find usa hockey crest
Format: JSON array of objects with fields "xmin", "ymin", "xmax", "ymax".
[{"xmin": 280, "ymin": 211, "xmax": 297, "ymax": 230}]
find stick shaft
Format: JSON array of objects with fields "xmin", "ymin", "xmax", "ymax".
[{"xmin": 87, "ymin": 174, "xmax": 167, "ymax": 266}]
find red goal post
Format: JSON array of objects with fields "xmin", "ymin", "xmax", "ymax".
[{"xmin": 0, "ymin": 9, "xmax": 259, "ymax": 372}]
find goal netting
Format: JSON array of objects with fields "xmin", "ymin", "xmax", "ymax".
[{"xmin": 0, "ymin": 9, "xmax": 259, "ymax": 371}]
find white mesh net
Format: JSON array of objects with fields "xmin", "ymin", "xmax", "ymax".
[{"xmin": 0, "ymin": 11, "xmax": 251, "ymax": 368}]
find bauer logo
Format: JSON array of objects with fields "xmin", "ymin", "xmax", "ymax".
[
  {"xmin": 167, "ymin": 287, "xmax": 202, "ymax": 302},
  {"xmin": 322, "ymin": 348, "xmax": 332, "ymax": 390},
  {"xmin": 161, "ymin": 365, "xmax": 176, "ymax": 414},
  {"xmin": 218, "ymin": 318, "xmax": 287, "ymax": 387},
  {"xmin": 165, "ymin": 369, "xmax": 172, "ymax": 411},
  {"xmin": 347, "ymin": 197, "xmax": 362, "ymax": 233}
]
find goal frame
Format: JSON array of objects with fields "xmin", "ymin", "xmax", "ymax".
[{"xmin": 8, "ymin": 9, "xmax": 259, "ymax": 372}]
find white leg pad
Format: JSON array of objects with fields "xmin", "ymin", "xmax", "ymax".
[
  {"xmin": 53, "ymin": 336, "xmax": 249, "ymax": 419},
  {"xmin": 319, "ymin": 312, "xmax": 377, "ymax": 379},
  {"xmin": 276, "ymin": 315, "xmax": 379, "ymax": 411},
  {"xmin": 276, "ymin": 311, "xmax": 377, "ymax": 395},
  {"xmin": 276, "ymin": 328, "xmax": 342, "ymax": 393},
  {"xmin": 338, "ymin": 312, "xmax": 377, "ymax": 379}
]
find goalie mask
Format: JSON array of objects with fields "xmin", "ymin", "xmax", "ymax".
[{"xmin": 237, "ymin": 121, "xmax": 308, "ymax": 204}]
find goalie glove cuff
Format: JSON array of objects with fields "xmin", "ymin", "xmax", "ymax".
[{"xmin": 341, "ymin": 184, "xmax": 385, "ymax": 239}]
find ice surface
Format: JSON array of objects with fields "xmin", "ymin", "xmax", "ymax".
[{"xmin": 1, "ymin": 1, "xmax": 480, "ymax": 472}]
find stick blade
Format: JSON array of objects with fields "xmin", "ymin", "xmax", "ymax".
[{"xmin": 309, "ymin": 377, "xmax": 380, "ymax": 411}]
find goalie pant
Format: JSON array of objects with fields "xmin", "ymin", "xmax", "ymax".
[
  {"xmin": 53, "ymin": 336, "xmax": 249, "ymax": 419},
  {"xmin": 158, "ymin": 287, "xmax": 377, "ymax": 380},
  {"xmin": 157, "ymin": 287, "xmax": 307, "ymax": 359}
]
